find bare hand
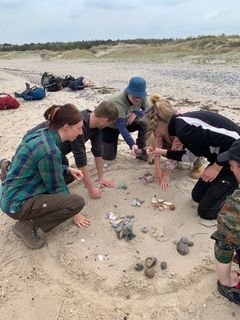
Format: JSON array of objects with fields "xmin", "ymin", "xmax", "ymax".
[
  {"xmin": 89, "ymin": 187, "xmax": 101, "ymax": 199},
  {"xmin": 98, "ymin": 178, "xmax": 114, "ymax": 188},
  {"xmin": 160, "ymin": 174, "xmax": 170, "ymax": 190},
  {"xmin": 73, "ymin": 213, "xmax": 92, "ymax": 228},
  {"xmin": 201, "ymin": 164, "xmax": 222, "ymax": 182},
  {"xmin": 131, "ymin": 144, "xmax": 138, "ymax": 156},
  {"xmin": 68, "ymin": 167, "xmax": 83, "ymax": 181}
]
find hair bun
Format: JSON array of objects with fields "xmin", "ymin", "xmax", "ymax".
[{"xmin": 150, "ymin": 94, "xmax": 162, "ymax": 104}]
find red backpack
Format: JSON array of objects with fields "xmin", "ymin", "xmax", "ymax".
[{"xmin": 0, "ymin": 93, "xmax": 20, "ymax": 110}]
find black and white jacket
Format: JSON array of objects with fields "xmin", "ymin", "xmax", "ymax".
[{"xmin": 167, "ymin": 110, "xmax": 240, "ymax": 165}]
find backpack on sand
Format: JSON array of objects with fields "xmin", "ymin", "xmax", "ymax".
[
  {"xmin": 0, "ymin": 93, "xmax": 20, "ymax": 110},
  {"xmin": 15, "ymin": 83, "xmax": 46, "ymax": 101},
  {"xmin": 68, "ymin": 76, "xmax": 85, "ymax": 91},
  {"xmin": 41, "ymin": 72, "xmax": 69, "ymax": 92}
]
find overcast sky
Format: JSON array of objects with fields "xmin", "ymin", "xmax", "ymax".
[{"xmin": 1, "ymin": 0, "xmax": 240, "ymax": 44}]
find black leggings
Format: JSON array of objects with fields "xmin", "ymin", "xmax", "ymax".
[{"xmin": 192, "ymin": 165, "xmax": 238, "ymax": 220}]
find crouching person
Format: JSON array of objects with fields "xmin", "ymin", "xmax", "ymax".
[
  {"xmin": 0, "ymin": 103, "xmax": 91, "ymax": 250},
  {"xmin": 211, "ymin": 140, "xmax": 240, "ymax": 304}
]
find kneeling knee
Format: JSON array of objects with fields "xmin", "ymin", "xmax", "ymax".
[{"xmin": 197, "ymin": 205, "xmax": 217, "ymax": 220}]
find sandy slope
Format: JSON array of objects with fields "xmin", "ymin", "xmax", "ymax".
[{"xmin": 0, "ymin": 57, "xmax": 240, "ymax": 320}]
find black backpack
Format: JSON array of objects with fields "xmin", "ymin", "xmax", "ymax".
[{"xmin": 41, "ymin": 72, "xmax": 67, "ymax": 92}]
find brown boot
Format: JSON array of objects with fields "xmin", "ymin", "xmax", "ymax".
[{"xmin": 12, "ymin": 221, "xmax": 47, "ymax": 249}]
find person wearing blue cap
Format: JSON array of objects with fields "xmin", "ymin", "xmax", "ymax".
[
  {"xmin": 101, "ymin": 76, "xmax": 149, "ymax": 161},
  {"xmin": 210, "ymin": 139, "xmax": 240, "ymax": 304}
]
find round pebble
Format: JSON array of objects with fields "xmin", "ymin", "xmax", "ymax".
[
  {"xmin": 144, "ymin": 267, "xmax": 155, "ymax": 278},
  {"xmin": 160, "ymin": 261, "xmax": 167, "ymax": 270},
  {"xmin": 177, "ymin": 242, "xmax": 189, "ymax": 255}
]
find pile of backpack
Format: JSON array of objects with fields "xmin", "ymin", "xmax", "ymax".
[{"xmin": 41, "ymin": 72, "xmax": 88, "ymax": 92}]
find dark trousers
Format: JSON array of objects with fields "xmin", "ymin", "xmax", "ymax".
[
  {"xmin": 101, "ymin": 119, "xmax": 148, "ymax": 158},
  {"xmin": 192, "ymin": 165, "xmax": 238, "ymax": 220},
  {"xmin": 7, "ymin": 193, "xmax": 85, "ymax": 232}
]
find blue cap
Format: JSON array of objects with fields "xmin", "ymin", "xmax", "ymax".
[{"xmin": 124, "ymin": 76, "xmax": 147, "ymax": 97}]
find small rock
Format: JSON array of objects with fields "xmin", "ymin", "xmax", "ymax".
[
  {"xmin": 160, "ymin": 261, "xmax": 167, "ymax": 270},
  {"xmin": 134, "ymin": 263, "xmax": 144, "ymax": 271},
  {"xmin": 117, "ymin": 181, "xmax": 128, "ymax": 190},
  {"xmin": 169, "ymin": 204, "xmax": 176, "ymax": 210},
  {"xmin": 144, "ymin": 267, "xmax": 155, "ymax": 278},
  {"xmin": 177, "ymin": 242, "xmax": 189, "ymax": 255},
  {"xmin": 145, "ymin": 257, "xmax": 157, "ymax": 268}
]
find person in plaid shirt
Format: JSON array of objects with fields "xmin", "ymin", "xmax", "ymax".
[{"xmin": 0, "ymin": 103, "xmax": 91, "ymax": 249}]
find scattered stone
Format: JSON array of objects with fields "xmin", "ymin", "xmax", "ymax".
[
  {"xmin": 117, "ymin": 181, "xmax": 128, "ymax": 190},
  {"xmin": 130, "ymin": 198, "xmax": 144, "ymax": 207},
  {"xmin": 112, "ymin": 218, "xmax": 136, "ymax": 241},
  {"xmin": 169, "ymin": 204, "xmax": 176, "ymax": 211},
  {"xmin": 105, "ymin": 211, "xmax": 118, "ymax": 220},
  {"xmin": 144, "ymin": 267, "xmax": 155, "ymax": 278},
  {"xmin": 160, "ymin": 261, "xmax": 167, "ymax": 270},
  {"xmin": 177, "ymin": 242, "xmax": 189, "ymax": 255},
  {"xmin": 145, "ymin": 257, "xmax": 157, "ymax": 268},
  {"xmin": 134, "ymin": 263, "xmax": 144, "ymax": 271},
  {"xmin": 180, "ymin": 237, "xmax": 194, "ymax": 247}
]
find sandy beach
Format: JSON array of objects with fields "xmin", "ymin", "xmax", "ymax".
[{"xmin": 0, "ymin": 56, "xmax": 240, "ymax": 320}]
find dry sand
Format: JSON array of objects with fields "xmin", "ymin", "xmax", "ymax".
[{"xmin": 0, "ymin": 57, "xmax": 240, "ymax": 320}]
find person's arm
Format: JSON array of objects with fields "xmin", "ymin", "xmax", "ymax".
[
  {"xmin": 68, "ymin": 137, "xmax": 100, "ymax": 198},
  {"xmin": 200, "ymin": 163, "xmax": 223, "ymax": 182},
  {"xmin": 90, "ymin": 131, "xmax": 114, "ymax": 187},
  {"xmin": 117, "ymin": 118, "xmax": 138, "ymax": 155},
  {"xmin": 80, "ymin": 165, "xmax": 101, "ymax": 199},
  {"xmin": 94, "ymin": 156, "xmax": 114, "ymax": 188}
]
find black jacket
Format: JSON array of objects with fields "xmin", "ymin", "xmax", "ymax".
[{"xmin": 167, "ymin": 110, "xmax": 240, "ymax": 165}]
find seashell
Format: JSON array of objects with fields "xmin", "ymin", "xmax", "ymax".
[
  {"xmin": 144, "ymin": 267, "xmax": 155, "ymax": 278},
  {"xmin": 145, "ymin": 257, "xmax": 157, "ymax": 268},
  {"xmin": 151, "ymin": 197, "xmax": 158, "ymax": 204},
  {"xmin": 131, "ymin": 199, "xmax": 138, "ymax": 207},
  {"xmin": 158, "ymin": 206, "xmax": 164, "ymax": 211},
  {"xmin": 163, "ymin": 201, "xmax": 172, "ymax": 206},
  {"xmin": 158, "ymin": 199, "xmax": 164, "ymax": 203},
  {"xmin": 169, "ymin": 204, "xmax": 176, "ymax": 211},
  {"xmin": 136, "ymin": 198, "xmax": 145, "ymax": 204},
  {"xmin": 136, "ymin": 201, "xmax": 141, "ymax": 207},
  {"xmin": 160, "ymin": 261, "xmax": 167, "ymax": 270},
  {"xmin": 163, "ymin": 204, "xmax": 168, "ymax": 209},
  {"xmin": 134, "ymin": 263, "xmax": 144, "ymax": 271},
  {"xmin": 177, "ymin": 242, "xmax": 189, "ymax": 255}
]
